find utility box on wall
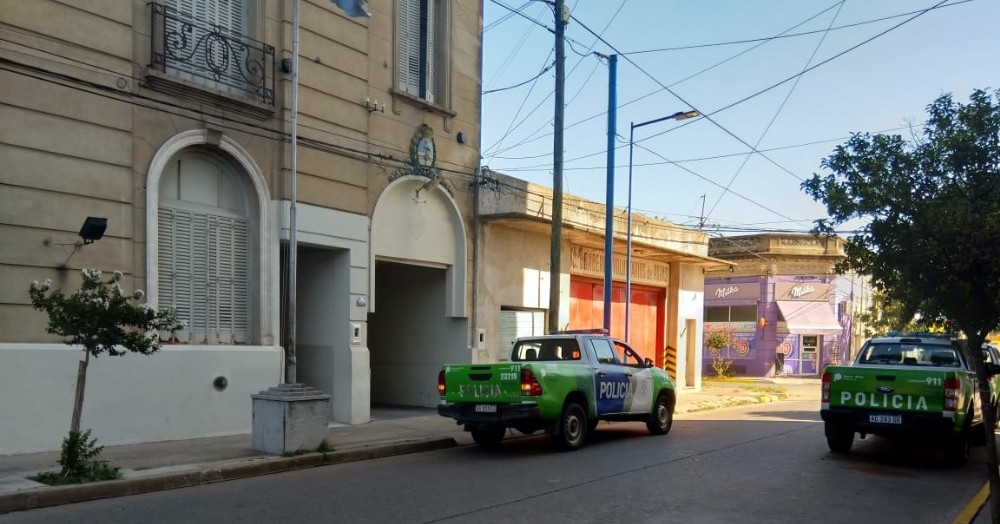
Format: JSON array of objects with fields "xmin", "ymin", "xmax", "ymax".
[{"xmin": 252, "ymin": 384, "xmax": 330, "ymax": 454}]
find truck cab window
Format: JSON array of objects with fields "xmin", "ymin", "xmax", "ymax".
[{"xmin": 590, "ymin": 338, "xmax": 618, "ymax": 365}]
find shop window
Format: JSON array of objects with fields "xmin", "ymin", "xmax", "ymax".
[{"xmin": 705, "ymin": 305, "xmax": 757, "ymax": 322}]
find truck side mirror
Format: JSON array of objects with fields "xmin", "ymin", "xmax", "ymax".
[{"xmin": 644, "ymin": 357, "xmax": 654, "ymax": 368}]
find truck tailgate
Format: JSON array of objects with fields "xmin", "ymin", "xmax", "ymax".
[
  {"xmin": 827, "ymin": 367, "xmax": 954, "ymax": 413},
  {"xmin": 442, "ymin": 364, "xmax": 524, "ymax": 403}
]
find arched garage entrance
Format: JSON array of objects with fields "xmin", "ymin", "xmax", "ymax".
[{"xmin": 369, "ymin": 176, "xmax": 468, "ymax": 408}]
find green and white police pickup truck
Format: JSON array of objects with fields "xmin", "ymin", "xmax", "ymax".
[
  {"xmin": 437, "ymin": 331, "xmax": 676, "ymax": 450},
  {"xmin": 821, "ymin": 335, "xmax": 999, "ymax": 465}
]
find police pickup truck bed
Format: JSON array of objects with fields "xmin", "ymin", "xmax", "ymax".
[
  {"xmin": 437, "ymin": 331, "xmax": 676, "ymax": 450},
  {"xmin": 820, "ymin": 335, "xmax": 985, "ymax": 465}
]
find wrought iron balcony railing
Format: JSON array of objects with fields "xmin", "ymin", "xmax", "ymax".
[{"xmin": 149, "ymin": 2, "xmax": 274, "ymax": 106}]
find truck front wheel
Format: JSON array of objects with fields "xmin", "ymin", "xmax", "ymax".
[
  {"xmin": 554, "ymin": 401, "xmax": 588, "ymax": 451},
  {"xmin": 646, "ymin": 394, "xmax": 674, "ymax": 435},
  {"xmin": 471, "ymin": 425, "xmax": 506, "ymax": 447}
]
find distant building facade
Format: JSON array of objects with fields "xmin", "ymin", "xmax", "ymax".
[
  {"xmin": 704, "ymin": 234, "xmax": 848, "ymax": 377},
  {"xmin": 477, "ymin": 171, "xmax": 730, "ymax": 389}
]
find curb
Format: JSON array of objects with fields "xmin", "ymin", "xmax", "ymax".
[
  {"xmin": 0, "ymin": 437, "xmax": 457, "ymax": 515},
  {"xmin": 953, "ymin": 482, "xmax": 988, "ymax": 524}
]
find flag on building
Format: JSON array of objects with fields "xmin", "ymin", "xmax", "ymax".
[{"xmin": 332, "ymin": 0, "xmax": 370, "ymax": 18}]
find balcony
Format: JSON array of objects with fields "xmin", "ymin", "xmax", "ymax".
[{"xmin": 148, "ymin": 2, "xmax": 275, "ymax": 112}]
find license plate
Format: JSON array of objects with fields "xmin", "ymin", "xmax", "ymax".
[
  {"xmin": 475, "ymin": 404, "xmax": 497, "ymax": 413},
  {"xmin": 869, "ymin": 413, "xmax": 902, "ymax": 424}
]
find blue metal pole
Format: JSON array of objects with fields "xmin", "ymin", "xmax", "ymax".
[
  {"xmin": 626, "ymin": 122, "xmax": 634, "ymax": 343},
  {"xmin": 603, "ymin": 55, "xmax": 617, "ymax": 333}
]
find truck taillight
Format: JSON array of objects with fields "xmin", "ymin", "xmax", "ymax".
[
  {"xmin": 943, "ymin": 377, "xmax": 960, "ymax": 412},
  {"xmin": 437, "ymin": 370, "xmax": 446, "ymax": 396},
  {"xmin": 821, "ymin": 371, "xmax": 831, "ymax": 408},
  {"xmin": 521, "ymin": 368, "xmax": 543, "ymax": 396}
]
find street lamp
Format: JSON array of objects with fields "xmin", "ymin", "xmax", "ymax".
[{"xmin": 625, "ymin": 110, "xmax": 699, "ymax": 342}]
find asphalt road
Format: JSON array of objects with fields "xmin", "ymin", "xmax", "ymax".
[{"xmin": 0, "ymin": 400, "xmax": 987, "ymax": 524}]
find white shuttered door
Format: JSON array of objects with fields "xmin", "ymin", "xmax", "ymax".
[{"xmin": 158, "ymin": 152, "xmax": 251, "ymax": 345}]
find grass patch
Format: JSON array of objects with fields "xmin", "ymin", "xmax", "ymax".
[
  {"xmin": 281, "ymin": 439, "xmax": 332, "ymax": 457},
  {"xmin": 31, "ymin": 462, "xmax": 120, "ymax": 486}
]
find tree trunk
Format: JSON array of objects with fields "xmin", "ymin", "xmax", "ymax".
[
  {"xmin": 967, "ymin": 333, "xmax": 1000, "ymax": 523},
  {"xmin": 69, "ymin": 350, "xmax": 90, "ymax": 434}
]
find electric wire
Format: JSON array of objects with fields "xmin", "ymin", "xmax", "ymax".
[
  {"xmin": 704, "ymin": 1, "xmax": 847, "ymax": 219},
  {"xmin": 486, "ymin": 0, "xmax": 846, "ymax": 161},
  {"xmin": 622, "ymin": 0, "xmax": 974, "ymax": 55},
  {"xmin": 482, "ymin": 0, "xmax": 623, "ymax": 160}
]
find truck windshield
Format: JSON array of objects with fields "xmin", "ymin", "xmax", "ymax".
[
  {"xmin": 512, "ymin": 339, "xmax": 581, "ymax": 362},
  {"xmin": 858, "ymin": 343, "xmax": 961, "ymax": 367}
]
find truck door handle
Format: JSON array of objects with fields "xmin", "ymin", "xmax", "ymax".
[{"xmin": 596, "ymin": 371, "xmax": 607, "ymax": 377}]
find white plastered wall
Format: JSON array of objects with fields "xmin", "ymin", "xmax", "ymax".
[
  {"xmin": 0, "ymin": 344, "xmax": 281, "ymax": 454},
  {"xmin": 674, "ymin": 264, "xmax": 707, "ymax": 390},
  {"xmin": 276, "ymin": 201, "xmax": 371, "ymax": 424}
]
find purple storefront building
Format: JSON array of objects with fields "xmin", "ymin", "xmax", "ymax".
[{"xmin": 704, "ymin": 234, "xmax": 851, "ymax": 377}]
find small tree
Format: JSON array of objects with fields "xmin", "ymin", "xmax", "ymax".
[
  {"xmin": 29, "ymin": 269, "xmax": 181, "ymax": 480},
  {"xmin": 803, "ymin": 89, "xmax": 1000, "ymax": 522},
  {"xmin": 705, "ymin": 326, "xmax": 734, "ymax": 379}
]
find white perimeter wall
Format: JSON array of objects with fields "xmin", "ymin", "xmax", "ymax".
[
  {"xmin": 674, "ymin": 265, "xmax": 706, "ymax": 390},
  {"xmin": 0, "ymin": 344, "xmax": 281, "ymax": 454}
]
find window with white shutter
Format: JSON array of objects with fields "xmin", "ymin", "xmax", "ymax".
[
  {"xmin": 396, "ymin": 0, "xmax": 448, "ymax": 105},
  {"xmin": 158, "ymin": 151, "xmax": 252, "ymax": 345},
  {"xmin": 164, "ymin": 0, "xmax": 249, "ymax": 94}
]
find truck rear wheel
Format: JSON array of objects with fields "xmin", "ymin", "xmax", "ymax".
[
  {"xmin": 471, "ymin": 425, "xmax": 506, "ymax": 447},
  {"xmin": 646, "ymin": 394, "xmax": 674, "ymax": 435},
  {"xmin": 946, "ymin": 421, "xmax": 970, "ymax": 467},
  {"xmin": 825, "ymin": 423, "xmax": 854, "ymax": 453},
  {"xmin": 554, "ymin": 401, "xmax": 588, "ymax": 451}
]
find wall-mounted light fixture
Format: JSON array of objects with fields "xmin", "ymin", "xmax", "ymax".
[
  {"xmin": 79, "ymin": 217, "xmax": 107, "ymax": 245},
  {"xmin": 365, "ymin": 97, "xmax": 384, "ymax": 113}
]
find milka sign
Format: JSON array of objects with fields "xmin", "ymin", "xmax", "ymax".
[
  {"xmin": 714, "ymin": 285, "xmax": 740, "ymax": 299},
  {"xmin": 790, "ymin": 285, "xmax": 815, "ymax": 298}
]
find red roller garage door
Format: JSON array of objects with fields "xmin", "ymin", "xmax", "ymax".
[{"xmin": 568, "ymin": 277, "xmax": 665, "ymax": 367}]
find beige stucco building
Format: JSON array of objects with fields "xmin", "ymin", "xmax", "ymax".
[
  {"xmin": 0, "ymin": 0, "xmax": 483, "ymax": 454},
  {"xmin": 0, "ymin": 0, "xmax": 725, "ymax": 455}
]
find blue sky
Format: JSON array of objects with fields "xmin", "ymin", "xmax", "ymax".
[{"xmin": 480, "ymin": 0, "xmax": 997, "ymax": 235}]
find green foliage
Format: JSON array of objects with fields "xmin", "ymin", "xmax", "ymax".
[
  {"xmin": 705, "ymin": 326, "xmax": 735, "ymax": 379},
  {"xmin": 31, "ymin": 430, "xmax": 121, "ymax": 485},
  {"xmin": 711, "ymin": 356, "xmax": 734, "ymax": 380},
  {"xmin": 803, "ymin": 89, "xmax": 1000, "ymax": 345},
  {"xmin": 705, "ymin": 326, "xmax": 732, "ymax": 352},
  {"xmin": 28, "ymin": 269, "xmax": 182, "ymax": 358},
  {"xmin": 858, "ymin": 288, "xmax": 926, "ymax": 337}
]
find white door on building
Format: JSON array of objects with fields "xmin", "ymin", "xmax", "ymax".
[{"xmin": 499, "ymin": 309, "xmax": 546, "ymax": 360}]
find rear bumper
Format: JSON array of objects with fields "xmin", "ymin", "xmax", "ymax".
[
  {"xmin": 438, "ymin": 402, "xmax": 540, "ymax": 424},
  {"xmin": 821, "ymin": 407, "xmax": 956, "ymax": 438}
]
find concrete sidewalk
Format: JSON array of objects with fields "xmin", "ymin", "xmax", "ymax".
[{"xmin": 1, "ymin": 378, "xmax": 822, "ymax": 515}]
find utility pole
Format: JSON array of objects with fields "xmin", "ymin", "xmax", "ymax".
[
  {"xmin": 285, "ymin": 0, "xmax": 301, "ymax": 385},
  {"xmin": 603, "ymin": 53, "xmax": 617, "ymax": 333},
  {"xmin": 548, "ymin": 0, "xmax": 566, "ymax": 334}
]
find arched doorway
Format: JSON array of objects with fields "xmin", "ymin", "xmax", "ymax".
[{"xmin": 368, "ymin": 176, "xmax": 468, "ymax": 408}]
